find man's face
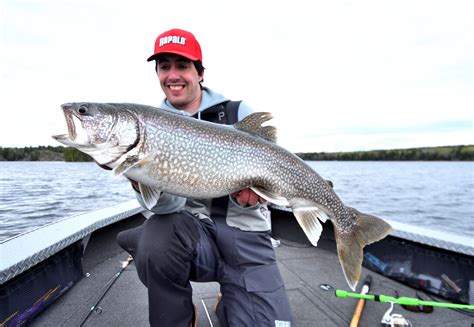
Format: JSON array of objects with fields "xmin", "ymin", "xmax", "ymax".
[{"xmin": 156, "ymin": 54, "xmax": 203, "ymax": 112}]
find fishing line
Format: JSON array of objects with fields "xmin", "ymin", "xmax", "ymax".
[{"xmin": 201, "ymin": 299, "xmax": 214, "ymax": 327}]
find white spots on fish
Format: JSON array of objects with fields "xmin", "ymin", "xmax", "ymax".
[{"xmin": 56, "ymin": 103, "xmax": 392, "ymax": 292}]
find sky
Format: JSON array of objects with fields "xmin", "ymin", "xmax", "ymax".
[{"xmin": 1, "ymin": 0, "xmax": 473, "ymax": 153}]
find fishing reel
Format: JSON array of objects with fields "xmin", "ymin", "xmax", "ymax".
[{"xmin": 381, "ymin": 302, "xmax": 412, "ymax": 327}]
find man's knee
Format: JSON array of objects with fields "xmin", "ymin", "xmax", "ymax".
[
  {"xmin": 132, "ymin": 212, "xmax": 195, "ymax": 251},
  {"xmin": 134, "ymin": 213, "xmax": 200, "ymax": 285}
]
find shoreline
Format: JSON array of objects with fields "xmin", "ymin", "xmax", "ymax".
[{"xmin": 0, "ymin": 144, "xmax": 473, "ymax": 162}]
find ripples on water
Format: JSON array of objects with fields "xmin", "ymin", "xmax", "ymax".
[
  {"xmin": 0, "ymin": 161, "xmax": 473, "ymax": 241},
  {"xmin": 307, "ymin": 161, "xmax": 474, "ymax": 239},
  {"xmin": 0, "ymin": 162, "xmax": 135, "ymax": 241}
]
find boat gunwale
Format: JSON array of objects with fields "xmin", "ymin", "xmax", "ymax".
[{"xmin": 0, "ymin": 200, "xmax": 143, "ymax": 285}]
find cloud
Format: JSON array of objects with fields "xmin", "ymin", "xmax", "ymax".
[{"xmin": 1, "ymin": 0, "xmax": 473, "ymax": 151}]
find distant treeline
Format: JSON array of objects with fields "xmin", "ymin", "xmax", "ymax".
[
  {"xmin": 63, "ymin": 148, "xmax": 93, "ymax": 162},
  {"xmin": 0, "ymin": 146, "xmax": 92, "ymax": 162},
  {"xmin": 296, "ymin": 145, "xmax": 474, "ymax": 161},
  {"xmin": 1, "ymin": 145, "xmax": 473, "ymax": 162}
]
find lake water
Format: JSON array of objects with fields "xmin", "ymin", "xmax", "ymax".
[{"xmin": 0, "ymin": 161, "xmax": 473, "ymax": 242}]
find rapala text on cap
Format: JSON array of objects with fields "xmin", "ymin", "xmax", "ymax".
[{"xmin": 159, "ymin": 36, "xmax": 186, "ymax": 47}]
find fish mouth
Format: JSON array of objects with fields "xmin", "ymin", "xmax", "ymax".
[
  {"xmin": 52, "ymin": 105, "xmax": 82, "ymax": 145},
  {"xmin": 65, "ymin": 111, "xmax": 77, "ymax": 140}
]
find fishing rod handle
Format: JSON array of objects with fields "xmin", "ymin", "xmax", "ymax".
[{"xmin": 349, "ymin": 299, "xmax": 366, "ymax": 327}]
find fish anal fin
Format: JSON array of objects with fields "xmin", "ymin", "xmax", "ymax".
[
  {"xmin": 234, "ymin": 112, "xmax": 277, "ymax": 143},
  {"xmin": 290, "ymin": 199, "xmax": 327, "ymax": 247},
  {"xmin": 334, "ymin": 207, "xmax": 392, "ymax": 291},
  {"xmin": 139, "ymin": 184, "xmax": 162, "ymax": 210}
]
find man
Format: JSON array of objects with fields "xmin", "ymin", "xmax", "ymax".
[{"xmin": 117, "ymin": 28, "xmax": 292, "ymax": 327}]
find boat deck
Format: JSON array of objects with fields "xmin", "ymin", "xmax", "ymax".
[{"xmin": 31, "ymin": 214, "xmax": 473, "ymax": 326}]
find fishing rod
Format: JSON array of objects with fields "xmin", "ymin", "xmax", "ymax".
[
  {"xmin": 349, "ymin": 275, "xmax": 372, "ymax": 327},
  {"xmin": 79, "ymin": 255, "xmax": 134, "ymax": 326},
  {"xmin": 336, "ymin": 289, "xmax": 474, "ymax": 310}
]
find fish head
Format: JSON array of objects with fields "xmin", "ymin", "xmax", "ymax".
[{"xmin": 52, "ymin": 102, "xmax": 140, "ymax": 165}]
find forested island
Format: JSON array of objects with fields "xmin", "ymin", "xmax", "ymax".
[
  {"xmin": 0, "ymin": 145, "xmax": 473, "ymax": 162},
  {"xmin": 0, "ymin": 146, "xmax": 92, "ymax": 162}
]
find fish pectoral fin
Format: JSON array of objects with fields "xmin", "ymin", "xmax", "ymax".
[
  {"xmin": 112, "ymin": 155, "xmax": 150, "ymax": 176},
  {"xmin": 139, "ymin": 184, "xmax": 162, "ymax": 210},
  {"xmin": 250, "ymin": 187, "xmax": 289, "ymax": 206},
  {"xmin": 113, "ymin": 156, "xmax": 139, "ymax": 176},
  {"xmin": 290, "ymin": 199, "xmax": 326, "ymax": 247},
  {"xmin": 334, "ymin": 207, "xmax": 393, "ymax": 291}
]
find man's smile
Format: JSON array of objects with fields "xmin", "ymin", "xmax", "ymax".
[{"xmin": 168, "ymin": 85, "xmax": 185, "ymax": 91}]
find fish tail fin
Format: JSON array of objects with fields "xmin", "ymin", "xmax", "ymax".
[{"xmin": 335, "ymin": 207, "xmax": 392, "ymax": 290}]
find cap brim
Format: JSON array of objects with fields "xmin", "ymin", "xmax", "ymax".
[{"xmin": 147, "ymin": 50, "xmax": 200, "ymax": 62}]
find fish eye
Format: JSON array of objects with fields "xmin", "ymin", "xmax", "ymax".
[{"xmin": 78, "ymin": 106, "xmax": 88, "ymax": 114}]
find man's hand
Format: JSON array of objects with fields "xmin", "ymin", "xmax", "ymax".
[{"xmin": 231, "ymin": 188, "xmax": 264, "ymax": 207}]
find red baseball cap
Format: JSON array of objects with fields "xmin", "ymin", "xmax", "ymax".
[{"xmin": 147, "ymin": 29, "xmax": 203, "ymax": 63}]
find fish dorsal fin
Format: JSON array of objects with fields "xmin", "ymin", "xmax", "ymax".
[{"xmin": 233, "ymin": 112, "xmax": 277, "ymax": 143}]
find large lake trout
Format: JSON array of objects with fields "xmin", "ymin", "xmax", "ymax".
[{"xmin": 53, "ymin": 102, "xmax": 392, "ymax": 290}]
